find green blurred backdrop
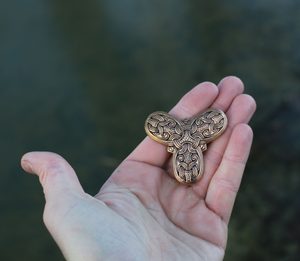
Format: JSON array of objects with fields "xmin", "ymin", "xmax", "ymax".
[{"xmin": 1, "ymin": 0, "xmax": 300, "ymax": 260}]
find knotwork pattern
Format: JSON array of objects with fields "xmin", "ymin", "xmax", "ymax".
[{"xmin": 145, "ymin": 109, "xmax": 227, "ymax": 184}]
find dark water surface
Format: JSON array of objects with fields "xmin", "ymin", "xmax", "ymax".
[{"xmin": 1, "ymin": 0, "xmax": 300, "ymax": 260}]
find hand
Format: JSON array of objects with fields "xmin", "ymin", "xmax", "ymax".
[{"xmin": 21, "ymin": 76, "xmax": 256, "ymax": 261}]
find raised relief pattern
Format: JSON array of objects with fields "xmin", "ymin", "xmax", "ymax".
[{"xmin": 145, "ymin": 109, "xmax": 227, "ymax": 184}]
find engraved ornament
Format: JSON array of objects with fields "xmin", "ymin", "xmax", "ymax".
[{"xmin": 145, "ymin": 109, "xmax": 228, "ymax": 184}]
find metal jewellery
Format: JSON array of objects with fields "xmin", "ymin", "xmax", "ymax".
[{"xmin": 145, "ymin": 109, "xmax": 227, "ymax": 184}]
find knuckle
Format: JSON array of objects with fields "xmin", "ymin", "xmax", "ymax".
[
  {"xmin": 216, "ymin": 176, "xmax": 240, "ymax": 194},
  {"xmin": 47, "ymin": 159, "xmax": 65, "ymax": 173},
  {"xmin": 205, "ymin": 148, "xmax": 223, "ymax": 166},
  {"xmin": 211, "ymin": 100, "xmax": 226, "ymax": 111},
  {"xmin": 39, "ymin": 157, "xmax": 65, "ymax": 185},
  {"xmin": 223, "ymin": 153, "xmax": 247, "ymax": 165},
  {"xmin": 176, "ymin": 102, "xmax": 194, "ymax": 116},
  {"xmin": 43, "ymin": 203, "xmax": 61, "ymax": 230}
]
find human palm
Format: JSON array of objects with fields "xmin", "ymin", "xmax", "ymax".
[{"xmin": 21, "ymin": 77, "xmax": 256, "ymax": 261}]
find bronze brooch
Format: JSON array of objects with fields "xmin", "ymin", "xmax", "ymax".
[{"xmin": 145, "ymin": 109, "xmax": 227, "ymax": 184}]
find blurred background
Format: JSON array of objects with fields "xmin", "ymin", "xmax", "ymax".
[{"xmin": 1, "ymin": 0, "xmax": 300, "ymax": 260}]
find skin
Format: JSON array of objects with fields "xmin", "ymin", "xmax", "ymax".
[{"xmin": 21, "ymin": 76, "xmax": 256, "ymax": 261}]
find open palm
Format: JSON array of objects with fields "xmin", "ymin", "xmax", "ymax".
[{"xmin": 21, "ymin": 77, "xmax": 256, "ymax": 261}]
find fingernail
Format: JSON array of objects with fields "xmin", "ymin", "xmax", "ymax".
[{"xmin": 21, "ymin": 159, "xmax": 33, "ymax": 173}]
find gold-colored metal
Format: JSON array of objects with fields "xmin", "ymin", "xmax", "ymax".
[{"xmin": 145, "ymin": 109, "xmax": 227, "ymax": 184}]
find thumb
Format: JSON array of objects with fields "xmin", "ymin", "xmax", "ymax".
[{"xmin": 21, "ymin": 151, "xmax": 84, "ymax": 202}]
